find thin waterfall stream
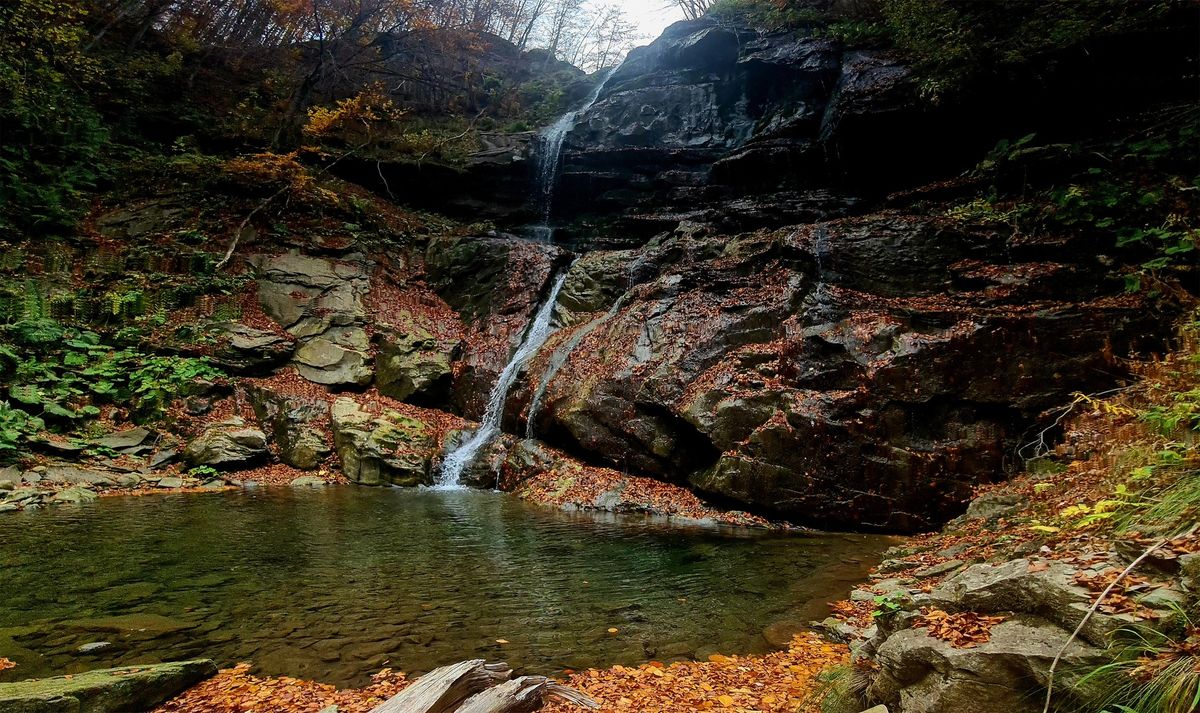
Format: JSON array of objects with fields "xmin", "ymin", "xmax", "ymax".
[
  {"xmin": 528, "ymin": 67, "xmax": 616, "ymax": 242},
  {"xmin": 436, "ymin": 261, "xmax": 577, "ymax": 487}
]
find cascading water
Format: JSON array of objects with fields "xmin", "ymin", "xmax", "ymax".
[
  {"xmin": 529, "ymin": 67, "xmax": 617, "ymax": 242},
  {"xmin": 436, "ymin": 261, "xmax": 577, "ymax": 487}
]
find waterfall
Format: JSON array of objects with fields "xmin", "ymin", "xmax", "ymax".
[
  {"xmin": 530, "ymin": 67, "xmax": 617, "ymax": 242},
  {"xmin": 436, "ymin": 261, "xmax": 577, "ymax": 487}
]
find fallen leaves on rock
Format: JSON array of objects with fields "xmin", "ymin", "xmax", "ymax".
[
  {"xmin": 541, "ymin": 632, "xmax": 846, "ymax": 713},
  {"xmin": 912, "ymin": 608, "xmax": 1006, "ymax": 648},
  {"xmin": 153, "ymin": 663, "xmax": 409, "ymax": 713},
  {"xmin": 1072, "ymin": 569, "xmax": 1163, "ymax": 618},
  {"xmin": 0, "ymin": 657, "xmax": 15, "ymax": 671},
  {"xmin": 518, "ymin": 463, "xmax": 773, "ymax": 528}
]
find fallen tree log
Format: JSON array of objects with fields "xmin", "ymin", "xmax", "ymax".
[
  {"xmin": 370, "ymin": 660, "xmax": 512, "ymax": 713},
  {"xmin": 457, "ymin": 676, "xmax": 600, "ymax": 713},
  {"xmin": 369, "ymin": 661, "xmax": 597, "ymax": 713}
]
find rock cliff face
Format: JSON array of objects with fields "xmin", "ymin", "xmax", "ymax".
[
  {"xmin": 484, "ymin": 214, "xmax": 1166, "ymax": 530},
  {"xmin": 522, "ymin": 15, "xmax": 1192, "ymax": 246},
  {"xmin": 335, "ymin": 11, "xmax": 1195, "ymax": 250}
]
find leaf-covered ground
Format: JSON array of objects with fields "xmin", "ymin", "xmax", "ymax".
[
  {"xmin": 541, "ymin": 633, "xmax": 845, "ymax": 713},
  {"xmin": 151, "ymin": 633, "xmax": 845, "ymax": 713}
]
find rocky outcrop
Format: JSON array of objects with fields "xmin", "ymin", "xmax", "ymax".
[
  {"xmin": 423, "ymin": 234, "xmax": 571, "ymax": 418},
  {"xmin": 250, "ymin": 252, "xmax": 374, "ymax": 388},
  {"xmin": 212, "ymin": 323, "xmax": 295, "ymax": 374},
  {"xmin": 867, "ymin": 615, "xmax": 1105, "ymax": 713},
  {"xmin": 0, "ymin": 660, "xmax": 216, "ymax": 713},
  {"xmin": 330, "ymin": 398, "xmax": 437, "ymax": 486},
  {"xmin": 506, "ymin": 217, "xmax": 1166, "ymax": 530}
]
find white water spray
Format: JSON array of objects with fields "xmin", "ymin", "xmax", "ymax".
[
  {"xmin": 436, "ymin": 262, "xmax": 577, "ymax": 487},
  {"xmin": 530, "ymin": 67, "xmax": 617, "ymax": 241}
]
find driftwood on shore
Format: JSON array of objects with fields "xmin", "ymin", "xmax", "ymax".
[{"xmin": 369, "ymin": 660, "xmax": 598, "ymax": 713}]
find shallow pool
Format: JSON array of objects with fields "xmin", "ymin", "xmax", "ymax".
[{"xmin": 0, "ymin": 488, "xmax": 891, "ymax": 686}]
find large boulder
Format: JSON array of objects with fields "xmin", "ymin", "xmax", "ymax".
[
  {"xmin": 212, "ymin": 323, "xmax": 295, "ymax": 374},
  {"xmin": 0, "ymin": 660, "xmax": 216, "ymax": 713},
  {"xmin": 374, "ymin": 327, "xmax": 459, "ymax": 405},
  {"xmin": 183, "ymin": 417, "xmax": 269, "ymax": 468},
  {"xmin": 292, "ymin": 327, "xmax": 373, "ymax": 387},
  {"xmin": 249, "ymin": 252, "xmax": 374, "ymax": 388},
  {"xmin": 330, "ymin": 398, "xmax": 436, "ymax": 486},
  {"xmin": 867, "ymin": 615, "xmax": 1106, "ymax": 713},
  {"xmin": 918, "ymin": 559, "xmax": 1152, "ymax": 646},
  {"xmin": 248, "ymin": 387, "xmax": 333, "ymax": 470}
]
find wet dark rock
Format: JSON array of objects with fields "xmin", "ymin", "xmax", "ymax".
[
  {"xmin": 512, "ymin": 216, "xmax": 1168, "ymax": 530},
  {"xmin": 424, "ymin": 234, "xmax": 570, "ymax": 417}
]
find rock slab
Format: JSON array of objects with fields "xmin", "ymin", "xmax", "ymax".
[{"xmin": 0, "ymin": 659, "xmax": 216, "ymax": 713}]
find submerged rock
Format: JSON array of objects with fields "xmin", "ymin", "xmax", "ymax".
[{"xmin": 0, "ymin": 659, "xmax": 215, "ymax": 713}]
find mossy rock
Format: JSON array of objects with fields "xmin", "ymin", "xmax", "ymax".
[{"xmin": 0, "ymin": 659, "xmax": 216, "ymax": 712}]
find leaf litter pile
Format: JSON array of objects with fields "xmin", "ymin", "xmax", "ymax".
[
  {"xmin": 544, "ymin": 633, "xmax": 845, "ymax": 713},
  {"xmin": 912, "ymin": 609, "xmax": 1006, "ymax": 648},
  {"xmin": 152, "ymin": 634, "xmax": 845, "ymax": 713},
  {"xmin": 153, "ymin": 664, "xmax": 409, "ymax": 713}
]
